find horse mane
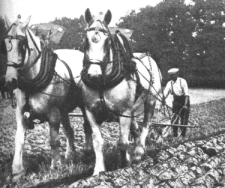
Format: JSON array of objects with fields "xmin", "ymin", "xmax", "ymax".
[{"xmin": 116, "ymin": 33, "xmax": 133, "ymax": 59}]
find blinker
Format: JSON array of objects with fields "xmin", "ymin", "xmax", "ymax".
[{"xmin": 1, "ymin": 35, "xmax": 29, "ymax": 55}]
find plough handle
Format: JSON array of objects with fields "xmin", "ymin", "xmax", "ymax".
[
  {"xmin": 137, "ymin": 121, "xmax": 197, "ymax": 128},
  {"xmin": 161, "ymin": 104, "xmax": 194, "ymax": 125}
]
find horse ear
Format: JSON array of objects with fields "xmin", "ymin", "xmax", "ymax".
[
  {"xmin": 85, "ymin": 8, "xmax": 92, "ymax": 24},
  {"xmin": 104, "ymin": 10, "xmax": 112, "ymax": 25},
  {"xmin": 4, "ymin": 15, "xmax": 12, "ymax": 29},
  {"xmin": 22, "ymin": 16, "xmax": 31, "ymax": 29}
]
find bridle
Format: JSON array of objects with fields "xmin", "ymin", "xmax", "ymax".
[
  {"xmin": 85, "ymin": 20, "xmax": 111, "ymax": 62},
  {"xmin": 1, "ymin": 23, "xmax": 41, "ymax": 70},
  {"xmin": 85, "ymin": 26, "xmax": 108, "ymax": 35},
  {"xmin": 84, "ymin": 24, "xmax": 123, "ymax": 89}
]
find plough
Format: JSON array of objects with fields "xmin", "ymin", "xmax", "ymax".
[
  {"xmin": 149, "ymin": 122, "xmax": 196, "ymax": 128},
  {"xmin": 69, "ymin": 112, "xmax": 197, "ymax": 128}
]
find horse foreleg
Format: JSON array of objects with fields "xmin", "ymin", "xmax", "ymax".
[
  {"xmin": 83, "ymin": 115, "xmax": 93, "ymax": 153},
  {"xmin": 12, "ymin": 107, "xmax": 27, "ymax": 181},
  {"xmin": 61, "ymin": 113, "xmax": 75, "ymax": 161},
  {"xmin": 130, "ymin": 117, "xmax": 140, "ymax": 143},
  {"xmin": 119, "ymin": 112, "xmax": 131, "ymax": 168},
  {"xmin": 48, "ymin": 108, "xmax": 61, "ymax": 169},
  {"xmin": 7, "ymin": 92, "xmax": 11, "ymax": 99},
  {"xmin": 86, "ymin": 109, "xmax": 105, "ymax": 175},
  {"xmin": 1, "ymin": 91, "xmax": 5, "ymax": 99},
  {"xmin": 134, "ymin": 96, "xmax": 155, "ymax": 162}
]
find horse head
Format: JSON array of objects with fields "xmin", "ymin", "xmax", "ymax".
[
  {"xmin": 83, "ymin": 8, "xmax": 113, "ymax": 84},
  {"xmin": 2, "ymin": 15, "xmax": 41, "ymax": 90}
]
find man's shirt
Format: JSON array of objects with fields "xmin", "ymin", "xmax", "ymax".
[{"xmin": 164, "ymin": 77, "xmax": 189, "ymax": 98}]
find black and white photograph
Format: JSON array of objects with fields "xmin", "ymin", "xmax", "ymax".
[{"xmin": 1, "ymin": 0, "xmax": 225, "ymax": 187}]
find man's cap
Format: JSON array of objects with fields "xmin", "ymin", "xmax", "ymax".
[{"xmin": 168, "ymin": 68, "xmax": 179, "ymax": 74}]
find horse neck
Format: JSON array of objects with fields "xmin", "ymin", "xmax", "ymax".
[{"xmin": 23, "ymin": 29, "xmax": 42, "ymax": 79}]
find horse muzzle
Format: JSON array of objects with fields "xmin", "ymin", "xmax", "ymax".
[{"xmin": 88, "ymin": 74, "xmax": 103, "ymax": 85}]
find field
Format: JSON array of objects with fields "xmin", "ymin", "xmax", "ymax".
[{"xmin": 1, "ymin": 89, "xmax": 225, "ymax": 187}]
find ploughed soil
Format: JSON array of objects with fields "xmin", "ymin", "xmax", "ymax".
[{"xmin": 1, "ymin": 89, "xmax": 225, "ymax": 187}]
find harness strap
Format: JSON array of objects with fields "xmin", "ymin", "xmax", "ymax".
[
  {"xmin": 19, "ymin": 52, "xmax": 42, "ymax": 73},
  {"xmin": 27, "ymin": 29, "xmax": 41, "ymax": 54},
  {"xmin": 56, "ymin": 57, "xmax": 78, "ymax": 112},
  {"xmin": 171, "ymin": 81, "xmax": 174, "ymax": 95},
  {"xmin": 86, "ymin": 27, "xmax": 108, "ymax": 34},
  {"xmin": 171, "ymin": 78, "xmax": 183, "ymax": 96}
]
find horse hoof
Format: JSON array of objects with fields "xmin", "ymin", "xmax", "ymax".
[
  {"xmin": 133, "ymin": 146, "xmax": 145, "ymax": 162},
  {"xmin": 93, "ymin": 165, "xmax": 105, "ymax": 176},
  {"xmin": 93, "ymin": 169, "xmax": 103, "ymax": 176},
  {"xmin": 12, "ymin": 171, "xmax": 25, "ymax": 182}
]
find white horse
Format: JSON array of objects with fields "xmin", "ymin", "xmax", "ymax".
[
  {"xmin": 2, "ymin": 15, "xmax": 88, "ymax": 180},
  {"xmin": 79, "ymin": 8, "xmax": 163, "ymax": 175}
]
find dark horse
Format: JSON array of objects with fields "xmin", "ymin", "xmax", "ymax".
[
  {"xmin": 80, "ymin": 9, "xmax": 163, "ymax": 175},
  {"xmin": 2, "ymin": 15, "xmax": 89, "ymax": 181}
]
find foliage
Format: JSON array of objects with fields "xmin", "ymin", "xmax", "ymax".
[
  {"xmin": 51, "ymin": 16, "xmax": 86, "ymax": 51},
  {"xmin": 118, "ymin": 0, "xmax": 225, "ymax": 87}
]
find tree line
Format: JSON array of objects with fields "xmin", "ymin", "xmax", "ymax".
[
  {"xmin": 1, "ymin": 0, "xmax": 225, "ymax": 87},
  {"xmin": 118, "ymin": 0, "xmax": 225, "ymax": 87}
]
